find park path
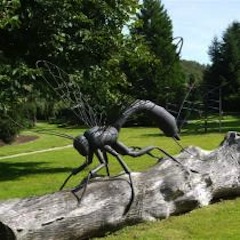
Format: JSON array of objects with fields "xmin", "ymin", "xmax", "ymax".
[{"xmin": 0, "ymin": 144, "xmax": 72, "ymax": 160}]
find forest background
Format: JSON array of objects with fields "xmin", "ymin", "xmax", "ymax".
[{"xmin": 1, "ymin": 0, "xmax": 240, "ymax": 142}]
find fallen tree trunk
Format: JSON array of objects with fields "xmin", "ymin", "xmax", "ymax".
[{"xmin": 1, "ymin": 131, "xmax": 240, "ymax": 240}]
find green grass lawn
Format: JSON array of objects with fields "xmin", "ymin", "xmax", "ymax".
[
  {"xmin": 98, "ymin": 198, "xmax": 240, "ymax": 240},
  {"xmin": 0, "ymin": 117, "xmax": 240, "ymax": 239}
]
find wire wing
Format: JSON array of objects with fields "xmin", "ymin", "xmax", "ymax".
[{"xmin": 36, "ymin": 60, "xmax": 103, "ymax": 127}]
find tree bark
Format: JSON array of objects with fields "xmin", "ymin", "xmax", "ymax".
[{"xmin": 1, "ymin": 131, "xmax": 240, "ymax": 240}]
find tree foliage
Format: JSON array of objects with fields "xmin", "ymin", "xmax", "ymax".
[
  {"xmin": 0, "ymin": 0, "xmax": 186, "ymax": 141},
  {"xmin": 0, "ymin": 0, "xmax": 137, "ymax": 126},
  {"xmin": 125, "ymin": 0, "xmax": 185, "ymax": 105},
  {"xmin": 180, "ymin": 60, "xmax": 206, "ymax": 84},
  {"xmin": 205, "ymin": 21, "xmax": 240, "ymax": 111}
]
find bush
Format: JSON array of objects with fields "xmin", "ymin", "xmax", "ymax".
[{"xmin": 0, "ymin": 115, "xmax": 20, "ymax": 143}]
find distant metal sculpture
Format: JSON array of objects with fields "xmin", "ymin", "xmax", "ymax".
[
  {"xmin": 168, "ymin": 82, "xmax": 226, "ymax": 133},
  {"xmin": 36, "ymin": 61, "xmax": 182, "ymax": 205}
]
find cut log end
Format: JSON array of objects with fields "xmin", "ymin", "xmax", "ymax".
[{"xmin": 0, "ymin": 221, "xmax": 16, "ymax": 240}]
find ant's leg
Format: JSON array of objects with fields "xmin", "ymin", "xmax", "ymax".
[
  {"xmin": 128, "ymin": 146, "xmax": 160, "ymax": 160},
  {"xmin": 114, "ymin": 142, "xmax": 193, "ymax": 172},
  {"xmin": 96, "ymin": 150, "xmax": 110, "ymax": 176},
  {"xmin": 103, "ymin": 151, "xmax": 110, "ymax": 176},
  {"xmin": 104, "ymin": 145, "xmax": 134, "ymax": 214},
  {"xmin": 113, "ymin": 141, "xmax": 159, "ymax": 159},
  {"xmin": 72, "ymin": 150, "xmax": 108, "ymax": 203},
  {"xmin": 60, "ymin": 153, "xmax": 93, "ymax": 190},
  {"xmin": 104, "ymin": 145, "xmax": 132, "ymax": 174},
  {"xmin": 113, "ymin": 142, "xmax": 183, "ymax": 166},
  {"xmin": 72, "ymin": 162, "xmax": 107, "ymax": 203},
  {"xmin": 155, "ymin": 147, "xmax": 183, "ymax": 165}
]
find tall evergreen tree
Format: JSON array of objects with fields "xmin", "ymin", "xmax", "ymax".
[
  {"xmin": 205, "ymin": 21, "xmax": 240, "ymax": 111},
  {"xmin": 125, "ymin": 0, "xmax": 184, "ymax": 105}
]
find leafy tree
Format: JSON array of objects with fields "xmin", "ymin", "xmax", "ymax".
[
  {"xmin": 180, "ymin": 60, "xmax": 206, "ymax": 84},
  {"xmin": 124, "ymin": 0, "xmax": 185, "ymax": 105},
  {"xmin": 0, "ymin": 0, "xmax": 138, "ymax": 132},
  {"xmin": 205, "ymin": 21, "xmax": 240, "ymax": 111}
]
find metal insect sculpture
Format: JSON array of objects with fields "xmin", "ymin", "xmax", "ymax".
[{"xmin": 35, "ymin": 61, "xmax": 182, "ymax": 204}]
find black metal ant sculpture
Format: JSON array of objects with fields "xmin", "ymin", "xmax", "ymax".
[
  {"xmin": 62, "ymin": 99, "xmax": 181, "ymax": 203},
  {"xmin": 35, "ymin": 61, "xmax": 182, "ymax": 206}
]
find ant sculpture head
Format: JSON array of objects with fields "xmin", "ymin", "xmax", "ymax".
[
  {"xmin": 157, "ymin": 111, "xmax": 181, "ymax": 141},
  {"xmin": 73, "ymin": 135, "xmax": 89, "ymax": 156}
]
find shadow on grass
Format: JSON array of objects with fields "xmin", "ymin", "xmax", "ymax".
[{"xmin": 0, "ymin": 161, "xmax": 72, "ymax": 181}]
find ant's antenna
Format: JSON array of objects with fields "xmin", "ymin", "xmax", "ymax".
[
  {"xmin": 172, "ymin": 137, "xmax": 205, "ymax": 161},
  {"xmin": 173, "ymin": 36, "xmax": 184, "ymax": 57},
  {"xmin": 3, "ymin": 112, "xmax": 75, "ymax": 141},
  {"xmin": 34, "ymin": 129, "xmax": 75, "ymax": 140},
  {"xmin": 176, "ymin": 82, "xmax": 196, "ymax": 130},
  {"xmin": 173, "ymin": 137, "xmax": 189, "ymax": 153}
]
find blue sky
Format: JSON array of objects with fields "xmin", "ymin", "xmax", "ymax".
[{"xmin": 162, "ymin": 0, "xmax": 240, "ymax": 65}]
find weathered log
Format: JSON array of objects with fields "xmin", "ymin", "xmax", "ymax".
[{"xmin": 1, "ymin": 131, "xmax": 240, "ymax": 240}]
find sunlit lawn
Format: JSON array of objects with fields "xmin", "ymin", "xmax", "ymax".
[
  {"xmin": 0, "ymin": 116, "xmax": 240, "ymax": 239},
  {"xmin": 98, "ymin": 198, "xmax": 240, "ymax": 240}
]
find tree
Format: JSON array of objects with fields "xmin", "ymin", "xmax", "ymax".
[
  {"xmin": 124, "ymin": 0, "xmax": 185, "ymax": 105},
  {"xmin": 0, "ymin": 0, "xmax": 138, "ymax": 137},
  {"xmin": 205, "ymin": 21, "xmax": 240, "ymax": 111},
  {"xmin": 180, "ymin": 60, "xmax": 206, "ymax": 84}
]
